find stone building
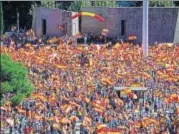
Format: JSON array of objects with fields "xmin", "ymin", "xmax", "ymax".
[
  {"xmin": 32, "ymin": 7, "xmax": 79, "ymax": 38},
  {"xmin": 32, "ymin": 7, "xmax": 179, "ymax": 44},
  {"xmin": 81, "ymin": 7, "xmax": 179, "ymax": 44}
]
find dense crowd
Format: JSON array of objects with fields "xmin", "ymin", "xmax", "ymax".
[
  {"xmin": 0, "ymin": 33, "xmax": 179, "ymax": 134},
  {"xmin": 76, "ymin": 33, "xmax": 118, "ymax": 45}
]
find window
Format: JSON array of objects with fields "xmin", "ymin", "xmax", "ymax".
[
  {"xmin": 121, "ymin": 20, "xmax": 126, "ymax": 36},
  {"xmin": 42, "ymin": 19, "xmax": 46, "ymax": 35}
]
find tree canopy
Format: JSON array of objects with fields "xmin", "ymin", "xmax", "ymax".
[
  {"xmin": 1, "ymin": 1, "xmax": 179, "ymax": 31},
  {"xmin": 0, "ymin": 54, "xmax": 34, "ymax": 106}
]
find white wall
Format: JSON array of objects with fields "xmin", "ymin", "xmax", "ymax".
[{"xmin": 72, "ymin": 12, "xmax": 79, "ymax": 36}]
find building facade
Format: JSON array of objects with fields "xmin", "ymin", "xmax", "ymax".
[
  {"xmin": 32, "ymin": 7, "xmax": 179, "ymax": 44},
  {"xmin": 81, "ymin": 7, "xmax": 179, "ymax": 44},
  {"xmin": 32, "ymin": 7, "xmax": 79, "ymax": 38}
]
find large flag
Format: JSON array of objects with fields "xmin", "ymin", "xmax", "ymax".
[{"xmin": 97, "ymin": 127, "xmax": 122, "ymax": 134}]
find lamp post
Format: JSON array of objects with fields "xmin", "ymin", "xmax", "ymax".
[
  {"xmin": 142, "ymin": 0, "xmax": 149, "ymax": 57},
  {"xmin": 0, "ymin": 1, "xmax": 4, "ymax": 35},
  {"xmin": 17, "ymin": 10, "xmax": 19, "ymax": 33}
]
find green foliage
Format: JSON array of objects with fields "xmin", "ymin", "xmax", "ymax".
[
  {"xmin": 56, "ymin": 1, "xmax": 73, "ymax": 10},
  {"xmin": 81, "ymin": 1, "xmax": 117, "ymax": 7},
  {"xmin": 70, "ymin": 1, "xmax": 83, "ymax": 12},
  {"xmin": 41, "ymin": 0, "xmax": 55, "ymax": 9},
  {"xmin": 93, "ymin": 1, "xmax": 117, "ymax": 7},
  {"xmin": 116, "ymin": 1, "xmax": 136, "ymax": 7},
  {"xmin": 0, "ymin": 54, "xmax": 34, "ymax": 106},
  {"xmin": 149, "ymin": 1, "xmax": 174, "ymax": 7},
  {"xmin": 0, "ymin": 1, "xmax": 3, "ymax": 34},
  {"xmin": 11, "ymin": 93, "xmax": 25, "ymax": 106},
  {"xmin": 81, "ymin": 1, "xmax": 90, "ymax": 8},
  {"xmin": 89, "ymin": 1, "xmax": 174, "ymax": 7},
  {"xmin": 1, "ymin": 82, "xmax": 13, "ymax": 94}
]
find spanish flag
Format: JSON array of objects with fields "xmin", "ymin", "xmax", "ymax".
[
  {"xmin": 69, "ymin": 101, "xmax": 80, "ymax": 108},
  {"xmin": 102, "ymin": 78, "xmax": 112, "ymax": 86},
  {"xmin": 53, "ymin": 116, "xmax": 60, "ymax": 123},
  {"xmin": 142, "ymin": 72, "xmax": 151, "ymax": 79},
  {"xmin": 176, "ymin": 106, "xmax": 179, "ymax": 114},
  {"xmin": 59, "ymin": 25, "xmax": 64, "ymax": 31},
  {"xmin": 83, "ymin": 97, "xmax": 90, "ymax": 103},
  {"xmin": 65, "ymin": 106, "xmax": 72, "ymax": 113},
  {"xmin": 60, "ymin": 118, "xmax": 71, "ymax": 124},
  {"xmin": 120, "ymin": 88, "xmax": 132, "ymax": 96},
  {"xmin": 34, "ymin": 114, "xmax": 42, "ymax": 121},
  {"xmin": 96, "ymin": 124, "xmax": 108, "ymax": 131},
  {"xmin": 94, "ymin": 107, "xmax": 104, "ymax": 114},
  {"xmin": 16, "ymin": 107, "xmax": 26, "ymax": 115},
  {"xmin": 115, "ymin": 98, "xmax": 124, "ymax": 106},
  {"xmin": 131, "ymin": 83, "xmax": 142, "ymax": 87},
  {"xmin": 69, "ymin": 115, "xmax": 79, "ymax": 121},
  {"xmin": 128, "ymin": 92, "xmax": 137, "ymax": 99},
  {"xmin": 53, "ymin": 123, "xmax": 59, "ymax": 130},
  {"xmin": 33, "ymin": 95, "xmax": 47, "ymax": 102},
  {"xmin": 82, "ymin": 116, "xmax": 92, "ymax": 126},
  {"xmin": 97, "ymin": 127, "xmax": 122, "ymax": 134},
  {"xmin": 170, "ymin": 94, "xmax": 179, "ymax": 102},
  {"xmin": 128, "ymin": 35, "xmax": 137, "ymax": 41}
]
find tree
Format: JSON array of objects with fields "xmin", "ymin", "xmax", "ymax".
[
  {"xmin": 81, "ymin": 1, "xmax": 91, "ymax": 8},
  {"xmin": 2, "ymin": 1, "xmax": 34, "ymax": 30},
  {"xmin": 55, "ymin": 1, "xmax": 73, "ymax": 10},
  {"xmin": 0, "ymin": 54, "xmax": 34, "ymax": 106},
  {"xmin": 70, "ymin": 1, "xmax": 83, "ymax": 12},
  {"xmin": 135, "ymin": 1, "xmax": 143, "ymax": 7},
  {"xmin": 0, "ymin": 1, "xmax": 3, "ymax": 34},
  {"xmin": 107, "ymin": 1, "xmax": 118, "ymax": 7},
  {"xmin": 41, "ymin": 0, "xmax": 55, "ymax": 9},
  {"xmin": 90, "ymin": 1, "xmax": 118, "ymax": 7},
  {"xmin": 115, "ymin": 1, "xmax": 174, "ymax": 7},
  {"xmin": 116, "ymin": 1, "xmax": 137, "ymax": 7},
  {"xmin": 149, "ymin": 1, "xmax": 173, "ymax": 7},
  {"xmin": 174, "ymin": 1, "xmax": 179, "ymax": 6}
]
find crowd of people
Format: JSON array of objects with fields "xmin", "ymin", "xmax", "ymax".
[
  {"xmin": 0, "ymin": 33, "xmax": 179, "ymax": 134},
  {"xmin": 76, "ymin": 33, "xmax": 117, "ymax": 45}
]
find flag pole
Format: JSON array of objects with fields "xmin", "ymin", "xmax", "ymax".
[{"xmin": 142, "ymin": 0, "xmax": 149, "ymax": 57}]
